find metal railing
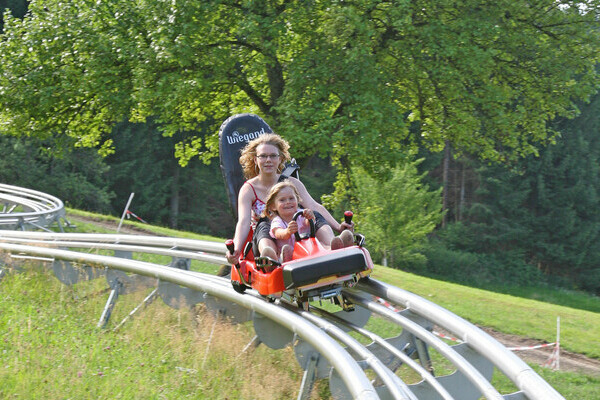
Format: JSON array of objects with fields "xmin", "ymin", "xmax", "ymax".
[
  {"xmin": 0, "ymin": 183, "xmax": 71, "ymax": 231},
  {"xmin": 0, "ymin": 241, "xmax": 379, "ymax": 399},
  {"xmin": 0, "ymin": 229, "xmax": 567, "ymax": 400}
]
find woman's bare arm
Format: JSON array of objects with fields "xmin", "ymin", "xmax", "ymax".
[
  {"xmin": 227, "ymin": 185, "xmax": 254, "ymax": 262},
  {"xmin": 289, "ymin": 177, "xmax": 353, "ymax": 233}
]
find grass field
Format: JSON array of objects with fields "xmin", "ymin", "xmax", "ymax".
[
  {"xmin": 0, "ymin": 209, "xmax": 598, "ymax": 399},
  {"xmin": 368, "ymin": 267, "xmax": 600, "ymax": 360}
]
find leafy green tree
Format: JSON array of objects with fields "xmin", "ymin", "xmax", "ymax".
[
  {"xmin": 105, "ymin": 121, "xmax": 179, "ymax": 226},
  {"xmin": 0, "ymin": 0, "xmax": 598, "ymax": 190},
  {"xmin": 174, "ymin": 159, "xmax": 236, "ymax": 237},
  {"xmin": 523, "ymin": 94, "xmax": 600, "ymax": 292},
  {"xmin": 437, "ymin": 162, "xmax": 538, "ymax": 283},
  {"xmin": 352, "ymin": 160, "xmax": 443, "ymax": 267}
]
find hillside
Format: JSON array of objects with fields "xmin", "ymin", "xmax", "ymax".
[
  {"xmin": 65, "ymin": 210, "xmax": 600, "ymax": 376},
  {"xmin": 1, "ymin": 209, "xmax": 599, "ymax": 399}
]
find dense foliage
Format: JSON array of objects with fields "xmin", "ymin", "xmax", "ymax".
[
  {"xmin": 103, "ymin": 120, "xmax": 236, "ymax": 236},
  {"xmin": 0, "ymin": 135, "xmax": 114, "ymax": 212},
  {"xmin": 1, "ymin": 0, "xmax": 598, "ymax": 174},
  {"xmin": 352, "ymin": 161, "xmax": 443, "ymax": 266},
  {"xmin": 417, "ymin": 95, "xmax": 600, "ymax": 294}
]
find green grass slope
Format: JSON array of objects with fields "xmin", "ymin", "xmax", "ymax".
[
  {"xmin": 369, "ymin": 267, "xmax": 600, "ymax": 360},
  {"xmin": 67, "ymin": 208, "xmax": 600, "ymax": 359},
  {"xmin": 2, "ymin": 208, "xmax": 597, "ymax": 399}
]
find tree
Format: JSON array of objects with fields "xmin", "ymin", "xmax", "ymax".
[
  {"xmin": 523, "ymin": 94, "xmax": 600, "ymax": 292},
  {"xmin": 105, "ymin": 121, "xmax": 181, "ymax": 227},
  {"xmin": 0, "ymin": 0, "xmax": 598, "ymax": 194},
  {"xmin": 105, "ymin": 120, "xmax": 236, "ymax": 236},
  {"xmin": 352, "ymin": 160, "xmax": 443, "ymax": 267},
  {"xmin": 434, "ymin": 93, "xmax": 600, "ymax": 293}
]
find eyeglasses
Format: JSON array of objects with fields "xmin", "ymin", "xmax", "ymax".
[{"xmin": 256, "ymin": 154, "xmax": 280, "ymax": 160}]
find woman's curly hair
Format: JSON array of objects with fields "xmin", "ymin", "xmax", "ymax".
[{"xmin": 239, "ymin": 133, "xmax": 291, "ymax": 178}]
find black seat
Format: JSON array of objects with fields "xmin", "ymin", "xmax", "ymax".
[{"xmin": 282, "ymin": 248, "xmax": 368, "ymax": 289}]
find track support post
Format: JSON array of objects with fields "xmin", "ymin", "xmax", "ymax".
[
  {"xmin": 297, "ymin": 353, "xmax": 319, "ymax": 400},
  {"xmin": 97, "ymin": 281, "xmax": 121, "ymax": 328}
]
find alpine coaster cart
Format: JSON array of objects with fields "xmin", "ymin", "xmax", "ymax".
[{"xmin": 219, "ymin": 114, "xmax": 373, "ymax": 311}]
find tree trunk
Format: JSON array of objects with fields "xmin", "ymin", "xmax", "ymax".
[
  {"xmin": 459, "ymin": 162, "xmax": 465, "ymax": 221},
  {"xmin": 169, "ymin": 168, "xmax": 180, "ymax": 229},
  {"xmin": 442, "ymin": 141, "xmax": 451, "ymax": 228}
]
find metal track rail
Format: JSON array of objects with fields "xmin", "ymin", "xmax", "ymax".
[
  {"xmin": 357, "ymin": 280, "xmax": 565, "ymax": 400},
  {"xmin": 0, "ymin": 241, "xmax": 379, "ymax": 400},
  {"xmin": 0, "ymin": 230, "xmax": 226, "ymax": 252},
  {"xmin": 0, "ymin": 230, "xmax": 566, "ymax": 400},
  {"xmin": 343, "ymin": 291, "xmax": 503, "ymax": 399},
  {"xmin": 0, "ymin": 235, "xmax": 227, "ymax": 265},
  {"xmin": 0, "ymin": 184, "xmax": 70, "ymax": 231}
]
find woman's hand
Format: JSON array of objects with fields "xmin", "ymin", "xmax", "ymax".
[
  {"xmin": 226, "ymin": 249, "xmax": 240, "ymax": 264},
  {"xmin": 303, "ymin": 209, "xmax": 315, "ymax": 220},
  {"xmin": 339, "ymin": 220, "xmax": 354, "ymax": 232}
]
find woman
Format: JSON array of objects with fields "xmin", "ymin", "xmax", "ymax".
[{"xmin": 226, "ymin": 133, "xmax": 353, "ymax": 264}]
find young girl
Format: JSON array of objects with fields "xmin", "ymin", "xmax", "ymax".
[{"xmin": 264, "ymin": 182, "xmax": 351, "ymax": 262}]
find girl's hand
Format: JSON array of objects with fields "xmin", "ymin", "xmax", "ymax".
[
  {"xmin": 287, "ymin": 220, "xmax": 298, "ymax": 235},
  {"xmin": 303, "ymin": 209, "xmax": 315, "ymax": 220}
]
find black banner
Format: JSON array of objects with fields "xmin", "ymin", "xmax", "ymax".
[{"xmin": 218, "ymin": 114, "xmax": 272, "ymax": 219}]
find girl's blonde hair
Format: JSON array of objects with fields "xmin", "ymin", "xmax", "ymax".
[
  {"xmin": 239, "ymin": 133, "xmax": 291, "ymax": 178},
  {"xmin": 264, "ymin": 181, "xmax": 302, "ymax": 219}
]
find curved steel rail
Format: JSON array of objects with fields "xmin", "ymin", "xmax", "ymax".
[
  {"xmin": 0, "ymin": 230, "xmax": 566, "ymax": 400},
  {"xmin": 343, "ymin": 291, "xmax": 503, "ymax": 400},
  {"xmin": 311, "ymin": 306, "xmax": 454, "ymax": 400},
  {"xmin": 0, "ymin": 230, "xmax": 226, "ymax": 253},
  {"xmin": 0, "ymin": 241, "xmax": 379, "ymax": 400},
  {"xmin": 357, "ymin": 280, "xmax": 565, "ymax": 400},
  {"xmin": 0, "ymin": 184, "xmax": 70, "ymax": 231}
]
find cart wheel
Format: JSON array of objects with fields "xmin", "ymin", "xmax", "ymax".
[{"xmin": 232, "ymin": 281, "xmax": 247, "ymax": 294}]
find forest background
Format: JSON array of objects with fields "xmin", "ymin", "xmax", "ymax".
[{"xmin": 1, "ymin": 0, "xmax": 599, "ymax": 297}]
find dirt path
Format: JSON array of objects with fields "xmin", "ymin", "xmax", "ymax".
[
  {"xmin": 67, "ymin": 214, "xmax": 600, "ymax": 376},
  {"xmin": 480, "ymin": 326, "xmax": 600, "ymax": 376},
  {"xmin": 68, "ymin": 215, "xmax": 159, "ymax": 235},
  {"xmin": 435, "ymin": 325, "xmax": 600, "ymax": 376}
]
